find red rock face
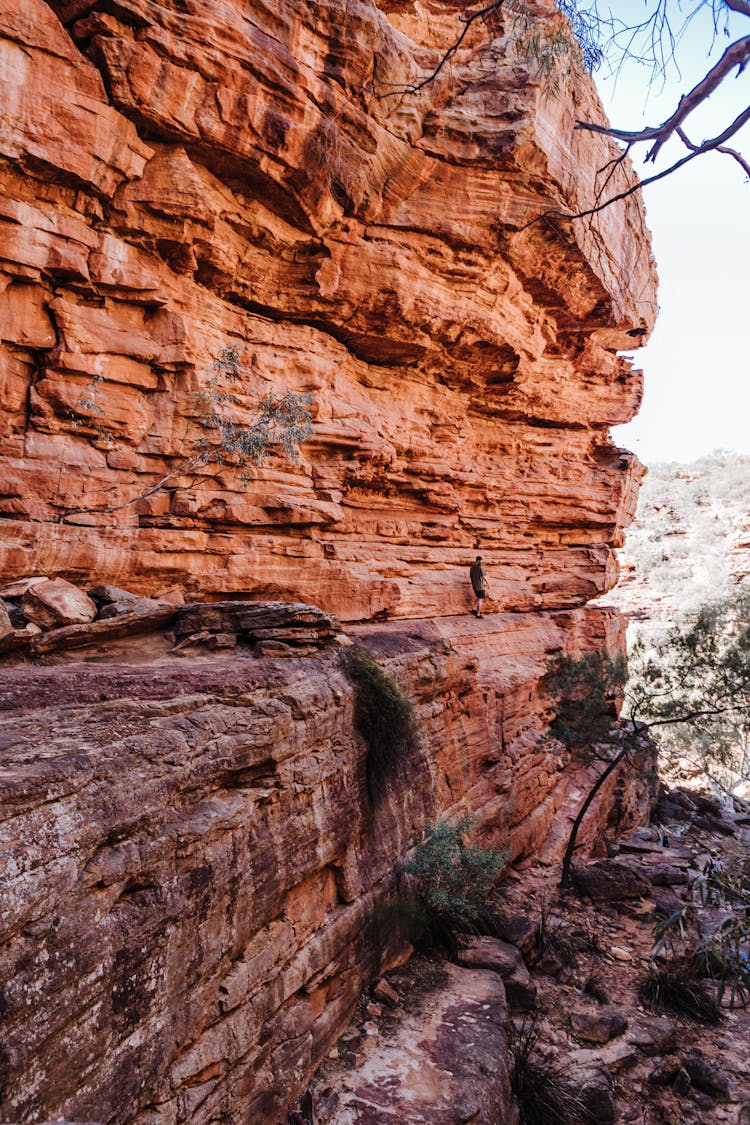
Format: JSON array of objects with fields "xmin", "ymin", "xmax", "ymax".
[
  {"xmin": 0, "ymin": 1, "xmax": 659, "ymax": 1120},
  {"xmin": 0, "ymin": 615, "xmax": 655, "ymax": 1124},
  {"xmin": 0, "ymin": 0, "xmax": 655, "ymax": 620}
]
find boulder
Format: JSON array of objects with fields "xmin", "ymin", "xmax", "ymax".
[
  {"xmin": 21, "ymin": 578, "xmax": 97, "ymax": 629},
  {"xmin": 643, "ymin": 864, "xmax": 689, "ymax": 886},
  {"xmin": 673, "ymin": 1067, "xmax": 692, "ymax": 1096},
  {"xmin": 457, "ymin": 936, "xmax": 537, "ymax": 1011},
  {"xmin": 569, "ymin": 1007, "xmax": 628, "ymax": 1045},
  {"xmin": 574, "ymin": 1067, "xmax": 615, "ymax": 1124},
  {"xmin": 648, "ymin": 1055, "xmax": 683, "ymax": 1085},
  {"xmin": 627, "ymin": 1016, "xmax": 676, "ymax": 1057},
  {"xmin": 572, "ymin": 860, "xmax": 651, "ymax": 902},
  {"xmin": 683, "ymin": 1054, "xmax": 730, "ymax": 1101},
  {"xmin": 499, "ymin": 914, "xmax": 538, "ymax": 956},
  {"xmin": 458, "ymin": 936, "xmax": 522, "ymax": 976},
  {"xmin": 0, "ymin": 576, "xmax": 47, "ymax": 599},
  {"xmin": 0, "ymin": 598, "xmax": 12, "ymax": 641},
  {"xmin": 651, "ymin": 886, "xmax": 685, "ymax": 919},
  {"xmin": 372, "ymin": 979, "xmax": 399, "ymax": 1008},
  {"xmin": 88, "ymin": 584, "xmax": 143, "ymax": 608}
]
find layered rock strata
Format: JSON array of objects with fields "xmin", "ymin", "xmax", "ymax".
[
  {"xmin": 0, "ymin": 0, "xmax": 658, "ymax": 1120},
  {"xmin": 0, "ymin": 0, "xmax": 655, "ymax": 620},
  {"xmin": 0, "ymin": 612, "xmax": 655, "ymax": 1124}
]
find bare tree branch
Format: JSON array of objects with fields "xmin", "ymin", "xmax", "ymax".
[
  {"xmin": 520, "ymin": 102, "xmax": 750, "ymax": 230},
  {"xmin": 677, "ymin": 126, "xmax": 750, "ymax": 177},
  {"xmin": 370, "ymin": 0, "xmax": 502, "ymax": 98},
  {"xmin": 576, "ymin": 35, "xmax": 750, "ymax": 162}
]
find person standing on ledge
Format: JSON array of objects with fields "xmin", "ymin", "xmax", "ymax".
[{"xmin": 469, "ymin": 555, "xmax": 488, "ymax": 618}]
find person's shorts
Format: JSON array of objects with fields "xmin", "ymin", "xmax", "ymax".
[{"xmin": 473, "ymin": 589, "xmax": 486, "ymax": 599}]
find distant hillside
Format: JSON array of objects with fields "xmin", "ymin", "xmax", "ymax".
[{"xmin": 604, "ymin": 451, "xmax": 750, "ymax": 639}]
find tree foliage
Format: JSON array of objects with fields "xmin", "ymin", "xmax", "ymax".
[
  {"xmin": 546, "ymin": 649, "xmax": 627, "ymax": 749},
  {"xmin": 342, "ymin": 645, "xmax": 421, "ymax": 803},
  {"xmin": 629, "ymin": 591, "xmax": 750, "ymax": 790},
  {"xmin": 60, "ymin": 345, "xmax": 313, "ymax": 518},
  {"xmin": 547, "ymin": 592, "xmax": 750, "ymax": 886},
  {"xmin": 403, "ymin": 818, "xmax": 508, "ymax": 938}
]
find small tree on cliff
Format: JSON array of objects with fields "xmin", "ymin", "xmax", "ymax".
[
  {"xmin": 57, "ymin": 346, "xmax": 313, "ymax": 519},
  {"xmin": 549, "ymin": 590, "xmax": 750, "ymax": 887}
]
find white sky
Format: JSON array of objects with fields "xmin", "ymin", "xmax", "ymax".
[{"xmin": 592, "ymin": 3, "xmax": 750, "ymax": 464}]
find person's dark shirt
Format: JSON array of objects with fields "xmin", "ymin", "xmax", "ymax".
[{"xmin": 470, "ymin": 562, "xmax": 487, "ymax": 591}]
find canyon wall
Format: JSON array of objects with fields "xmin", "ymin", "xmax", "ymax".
[
  {"xmin": 0, "ymin": 0, "xmax": 656, "ymax": 620},
  {"xmin": 0, "ymin": 609, "xmax": 657, "ymax": 1124},
  {"xmin": 0, "ymin": 0, "xmax": 658, "ymax": 1121}
]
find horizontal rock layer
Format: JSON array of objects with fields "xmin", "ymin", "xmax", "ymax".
[
  {"xmin": 0, "ymin": 0, "xmax": 658, "ymax": 1121},
  {"xmin": 0, "ymin": 611, "xmax": 655, "ymax": 1124},
  {"xmin": 0, "ymin": 0, "xmax": 655, "ymax": 620}
]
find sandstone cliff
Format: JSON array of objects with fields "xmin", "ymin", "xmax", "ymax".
[
  {"xmin": 0, "ymin": 0, "xmax": 655, "ymax": 619},
  {"xmin": 0, "ymin": 0, "xmax": 657, "ymax": 1121}
]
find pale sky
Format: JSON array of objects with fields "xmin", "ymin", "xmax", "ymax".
[{"xmin": 592, "ymin": 4, "xmax": 750, "ymax": 465}]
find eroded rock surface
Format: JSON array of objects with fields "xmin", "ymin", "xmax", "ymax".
[
  {"xmin": 0, "ymin": 0, "xmax": 655, "ymax": 621},
  {"xmin": 319, "ymin": 962, "xmax": 517, "ymax": 1124},
  {"xmin": 0, "ymin": 0, "xmax": 659, "ymax": 1120},
  {"xmin": 0, "ymin": 613, "xmax": 655, "ymax": 1124}
]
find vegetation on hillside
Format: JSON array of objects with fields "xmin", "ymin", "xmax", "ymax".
[{"xmin": 607, "ymin": 452, "xmax": 750, "ymax": 632}]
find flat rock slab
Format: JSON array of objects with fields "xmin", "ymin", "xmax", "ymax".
[
  {"xmin": 572, "ymin": 859, "xmax": 651, "ymax": 901},
  {"xmin": 326, "ymin": 963, "xmax": 517, "ymax": 1124}
]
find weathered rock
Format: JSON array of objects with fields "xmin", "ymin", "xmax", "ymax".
[
  {"xmin": 174, "ymin": 601, "xmax": 341, "ymax": 647},
  {"xmin": 684, "ymin": 1054, "xmax": 731, "ymax": 1101},
  {"xmin": 88, "ymin": 584, "xmax": 143, "ymax": 609},
  {"xmin": 458, "ymin": 936, "xmax": 524, "ymax": 977},
  {"xmin": 0, "ymin": 0, "xmax": 655, "ymax": 625},
  {"xmin": 25, "ymin": 601, "xmax": 180, "ymax": 655},
  {"xmin": 0, "ymin": 598, "xmax": 12, "ymax": 641},
  {"xmin": 652, "ymin": 885, "xmax": 686, "ymax": 919},
  {"xmin": 0, "ymin": 0, "xmax": 661, "ymax": 1118},
  {"xmin": 372, "ymin": 979, "xmax": 399, "ymax": 1008},
  {"xmin": 695, "ymin": 814, "xmax": 737, "ymax": 837},
  {"xmin": 207, "ymin": 633, "xmax": 237, "ymax": 651},
  {"xmin": 627, "ymin": 1016, "xmax": 676, "ymax": 1057},
  {"xmin": 570, "ymin": 1007, "xmax": 628, "ymax": 1045},
  {"xmin": 568, "ymin": 1039, "xmax": 637, "ymax": 1071},
  {"xmin": 20, "ymin": 577, "xmax": 97, "ymax": 629},
  {"xmin": 673, "ymin": 1067, "xmax": 693, "ymax": 1096},
  {"xmin": 500, "ymin": 914, "xmax": 538, "ymax": 956},
  {"xmin": 572, "ymin": 859, "xmax": 651, "ymax": 901},
  {"xmin": 0, "ymin": 577, "xmax": 47, "ymax": 599},
  {"xmin": 323, "ymin": 963, "xmax": 516, "ymax": 1125},
  {"xmin": 648, "ymin": 1056, "xmax": 683, "ymax": 1085},
  {"xmin": 458, "ymin": 936, "xmax": 537, "ymax": 1012},
  {"xmin": 643, "ymin": 863, "xmax": 690, "ymax": 886},
  {"xmin": 574, "ymin": 1067, "xmax": 616, "ymax": 1124}
]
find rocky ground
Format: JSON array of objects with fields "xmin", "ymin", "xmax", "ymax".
[{"xmin": 298, "ymin": 791, "xmax": 750, "ymax": 1125}]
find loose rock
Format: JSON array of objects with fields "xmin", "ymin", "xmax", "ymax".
[
  {"xmin": 569, "ymin": 1007, "xmax": 628, "ymax": 1045},
  {"xmin": 21, "ymin": 577, "xmax": 97, "ymax": 629},
  {"xmin": 572, "ymin": 859, "xmax": 651, "ymax": 901}
]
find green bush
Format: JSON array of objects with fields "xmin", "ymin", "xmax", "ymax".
[
  {"xmin": 545, "ymin": 650, "xmax": 627, "ymax": 750},
  {"xmin": 342, "ymin": 645, "xmax": 420, "ymax": 803},
  {"xmin": 402, "ymin": 818, "xmax": 508, "ymax": 952}
]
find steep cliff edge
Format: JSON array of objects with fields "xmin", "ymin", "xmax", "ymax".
[
  {"xmin": 0, "ymin": 0, "xmax": 655, "ymax": 618},
  {"xmin": 0, "ymin": 0, "xmax": 658, "ymax": 1121}
]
